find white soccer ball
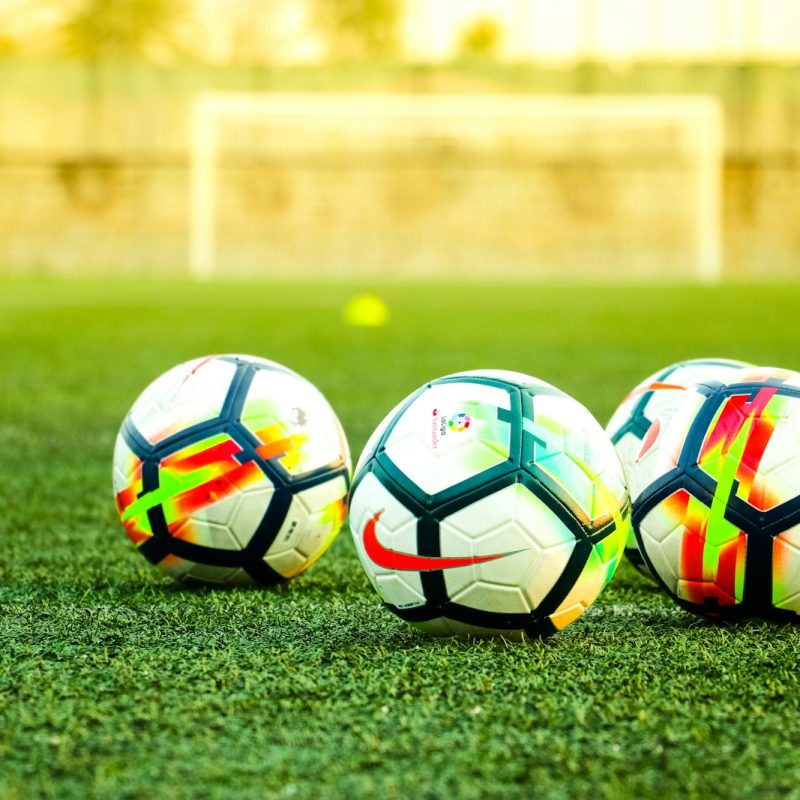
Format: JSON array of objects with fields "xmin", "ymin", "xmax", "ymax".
[
  {"xmin": 631, "ymin": 366, "xmax": 800, "ymax": 621},
  {"xmin": 112, "ymin": 354, "xmax": 351, "ymax": 585},
  {"xmin": 605, "ymin": 357, "xmax": 749, "ymax": 576},
  {"xmin": 349, "ymin": 369, "xmax": 630, "ymax": 638}
]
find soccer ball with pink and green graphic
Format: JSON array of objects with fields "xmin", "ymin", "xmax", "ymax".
[
  {"xmin": 112, "ymin": 355, "xmax": 351, "ymax": 585},
  {"xmin": 605, "ymin": 357, "xmax": 750, "ymax": 578},
  {"xmin": 348, "ymin": 369, "xmax": 630, "ymax": 638},
  {"xmin": 631, "ymin": 366, "xmax": 800, "ymax": 621}
]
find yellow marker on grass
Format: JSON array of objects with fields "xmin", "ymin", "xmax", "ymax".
[{"xmin": 343, "ymin": 294, "xmax": 390, "ymax": 327}]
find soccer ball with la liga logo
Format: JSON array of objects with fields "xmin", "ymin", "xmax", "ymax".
[{"xmin": 348, "ymin": 369, "xmax": 630, "ymax": 638}]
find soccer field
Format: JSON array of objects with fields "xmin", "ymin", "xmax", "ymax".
[{"xmin": 2, "ymin": 276, "xmax": 800, "ymax": 800}]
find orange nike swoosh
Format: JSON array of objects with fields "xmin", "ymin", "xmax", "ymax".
[
  {"xmin": 362, "ymin": 510, "xmax": 521, "ymax": 571},
  {"xmin": 622, "ymin": 381, "xmax": 686, "ymax": 402}
]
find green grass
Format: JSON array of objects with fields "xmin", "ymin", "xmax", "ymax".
[{"xmin": 2, "ymin": 276, "xmax": 800, "ymax": 800}]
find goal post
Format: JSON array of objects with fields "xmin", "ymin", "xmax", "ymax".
[{"xmin": 189, "ymin": 93, "xmax": 724, "ymax": 282}]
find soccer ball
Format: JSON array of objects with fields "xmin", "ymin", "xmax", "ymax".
[
  {"xmin": 113, "ymin": 354, "xmax": 351, "ymax": 585},
  {"xmin": 631, "ymin": 366, "xmax": 800, "ymax": 621},
  {"xmin": 348, "ymin": 369, "xmax": 630, "ymax": 638},
  {"xmin": 606, "ymin": 358, "xmax": 749, "ymax": 576}
]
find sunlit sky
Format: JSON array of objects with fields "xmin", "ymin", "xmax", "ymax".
[
  {"xmin": 2, "ymin": 0, "xmax": 800, "ymax": 62},
  {"xmin": 405, "ymin": 0, "xmax": 800, "ymax": 61}
]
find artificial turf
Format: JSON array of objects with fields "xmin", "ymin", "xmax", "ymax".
[{"xmin": 1, "ymin": 276, "xmax": 799, "ymax": 800}]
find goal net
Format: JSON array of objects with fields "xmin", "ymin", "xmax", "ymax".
[{"xmin": 189, "ymin": 93, "xmax": 723, "ymax": 281}]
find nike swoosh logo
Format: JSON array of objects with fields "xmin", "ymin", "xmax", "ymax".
[
  {"xmin": 623, "ymin": 381, "xmax": 686, "ymax": 402},
  {"xmin": 362, "ymin": 510, "xmax": 521, "ymax": 571}
]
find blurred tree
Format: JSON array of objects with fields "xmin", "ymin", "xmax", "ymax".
[
  {"xmin": 56, "ymin": 0, "xmax": 187, "ymax": 205},
  {"xmin": 0, "ymin": 33, "xmax": 16, "ymax": 56},
  {"xmin": 61, "ymin": 0, "xmax": 184, "ymax": 59},
  {"xmin": 0, "ymin": 0, "xmax": 66, "ymax": 57},
  {"xmin": 312, "ymin": 0, "xmax": 400, "ymax": 59},
  {"xmin": 459, "ymin": 16, "xmax": 502, "ymax": 59}
]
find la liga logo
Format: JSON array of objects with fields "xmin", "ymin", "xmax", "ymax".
[{"xmin": 448, "ymin": 412, "xmax": 471, "ymax": 432}]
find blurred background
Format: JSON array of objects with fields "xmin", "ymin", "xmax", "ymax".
[{"xmin": 1, "ymin": 0, "xmax": 799, "ymax": 281}]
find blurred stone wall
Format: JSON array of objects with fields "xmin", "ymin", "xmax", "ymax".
[{"xmin": 0, "ymin": 60, "xmax": 798, "ymax": 279}]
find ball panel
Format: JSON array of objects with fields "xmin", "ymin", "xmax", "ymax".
[
  {"xmin": 224, "ymin": 568, "xmax": 254, "ymax": 586},
  {"xmin": 448, "ymin": 582, "xmax": 531, "ymax": 615},
  {"xmin": 630, "ymin": 388, "xmax": 708, "ymax": 500},
  {"xmin": 696, "ymin": 388, "xmax": 778, "ymax": 486},
  {"xmin": 610, "ymin": 431, "xmax": 645, "ymax": 494},
  {"xmin": 189, "ymin": 491, "xmax": 240, "ymax": 527},
  {"xmin": 130, "ymin": 357, "xmax": 237, "ymax": 446},
  {"xmin": 590, "ymin": 516, "xmax": 629, "ymax": 585},
  {"xmin": 748, "ymin": 424, "xmax": 800, "ymax": 512},
  {"xmin": 240, "ymin": 369, "xmax": 350, "ymax": 479},
  {"xmin": 348, "ymin": 471, "xmax": 426, "ymax": 606},
  {"xmin": 376, "ymin": 573, "xmax": 428, "ymax": 608},
  {"xmin": 354, "ymin": 389, "xmax": 423, "ymax": 476},
  {"xmin": 112, "ymin": 435, "xmax": 150, "ymax": 546},
  {"xmin": 730, "ymin": 395, "xmax": 800, "ymax": 512},
  {"xmin": 263, "ymin": 547, "xmax": 306, "ymax": 577},
  {"xmin": 411, "ymin": 616, "xmax": 527, "ymax": 639},
  {"xmin": 112, "ymin": 435, "xmax": 140, "ymax": 494},
  {"xmin": 440, "ymin": 482, "xmax": 576, "ymax": 613},
  {"xmin": 227, "ymin": 484, "xmax": 276, "ymax": 548},
  {"xmin": 171, "ymin": 519, "xmax": 241, "ymax": 550},
  {"xmin": 448, "ymin": 369, "xmax": 564, "ymax": 396},
  {"xmin": 410, "ymin": 617, "xmax": 455, "ymax": 636},
  {"xmin": 675, "ymin": 517, "xmax": 747, "ymax": 610},
  {"xmin": 295, "ymin": 477, "xmax": 349, "ymax": 547},
  {"xmin": 772, "ymin": 526, "xmax": 800, "ymax": 615},
  {"xmin": 263, "ymin": 476, "xmax": 348, "ymax": 578},
  {"xmin": 382, "ymin": 382, "xmax": 512, "ymax": 496},
  {"xmin": 525, "ymin": 394, "xmax": 627, "ymax": 528},
  {"xmin": 155, "ymin": 433, "xmax": 268, "ymax": 538},
  {"xmin": 546, "ymin": 527, "xmax": 627, "ymax": 630},
  {"xmin": 224, "ymin": 354, "xmax": 296, "ymax": 374},
  {"xmin": 158, "ymin": 554, "xmax": 241, "ymax": 585},
  {"xmin": 548, "ymin": 602, "xmax": 587, "ymax": 631},
  {"xmin": 426, "ymin": 618, "xmax": 528, "ymax": 640},
  {"xmin": 734, "ymin": 366, "xmax": 800, "ymax": 385},
  {"xmin": 636, "ymin": 491, "xmax": 688, "ymax": 591},
  {"xmin": 642, "ymin": 489, "xmax": 747, "ymax": 607}
]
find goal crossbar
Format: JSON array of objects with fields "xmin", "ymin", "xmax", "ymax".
[{"xmin": 189, "ymin": 92, "xmax": 724, "ymax": 281}]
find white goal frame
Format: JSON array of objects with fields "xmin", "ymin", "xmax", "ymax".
[{"xmin": 189, "ymin": 92, "xmax": 724, "ymax": 281}]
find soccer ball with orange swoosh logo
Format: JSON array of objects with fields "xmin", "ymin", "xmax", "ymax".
[
  {"xmin": 630, "ymin": 366, "xmax": 800, "ymax": 621},
  {"xmin": 605, "ymin": 357, "xmax": 749, "ymax": 578},
  {"xmin": 348, "ymin": 369, "xmax": 630, "ymax": 638},
  {"xmin": 112, "ymin": 355, "xmax": 350, "ymax": 585}
]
